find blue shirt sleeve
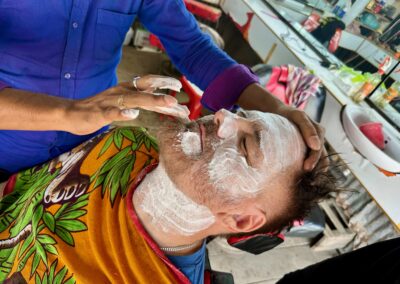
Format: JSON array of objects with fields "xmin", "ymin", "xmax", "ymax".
[
  {"xmin": 167, "ymin": 241, "xmax": 206, "ymax": 284},
  {"xmin": 138, "ymin": 0, "xmax": 236, "ymax": 90}
]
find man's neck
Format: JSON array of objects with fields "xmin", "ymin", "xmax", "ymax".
[{"xmin": 132, "ymin": 164, "xmax": 213, "ymax": 255}]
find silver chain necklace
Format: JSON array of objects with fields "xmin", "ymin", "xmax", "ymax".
[{"xmin": 160, "ymin": 240, "xmax": 202, "ymax": 253}]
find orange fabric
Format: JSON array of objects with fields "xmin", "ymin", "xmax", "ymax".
[{"xmin": 0, "ymin": 127, "xmax": 189, "ymax": 284}]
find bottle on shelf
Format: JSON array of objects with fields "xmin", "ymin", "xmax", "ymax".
[
  {"xmin": 351, "ymin": 55, "xmax": 393, "ymax": 103},
  {"xmin": 366, "ymin": 0, "xmax": 374, "ymax": 10},
  {"xmin": 373, "ymin": 0, "xmax": 386, "ymax": 13},
  {"xmin": 373, "ymin": 81, "xmax": 400, "ymax": 107},
  {"xmin": 351, "ymin": 71, "xmax": 383, "ymax": 103},
  {"xmin": 332, "ymin": 0, "xmax": 348, "ymax": 18}
]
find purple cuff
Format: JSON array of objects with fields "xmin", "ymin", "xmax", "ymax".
[
  {"xmin": 0, "ymin": 80, "xmax": 9, "ymax": 91},
  {"xmin": 201, "ymin": 64, "xmax": 259, "ymax": 111}
]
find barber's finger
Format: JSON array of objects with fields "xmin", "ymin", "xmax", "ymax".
[
  {"xmin": 138, "ymin": 76, "xmax": 182, "ymax": 92},
  {"xmin": 102, "ymin": 106, "xmax": 140, "ymax": 122},
  {"xmin": 304, "ymin": 149, "xmax": 321, "ymax": 171},
  {"xmin": 293, "ymin": 111, "xmax": 321, "ymax": 151},
  {"xmin": 102, "ymin": 106, "xmax": 129, "ymax": 122},
  {"xmin": 319, "ymin": 147, "xmax": 330, "ymax": 172},
  {"xmin": 156, "ymin": 78, "xmax": 182, "ymax": 92},
  {"xmin": 303, "ymin": 123, "xmax": 326, "ymax": 171},
  {"xmin": 121, "ymin": 109, "xmax": 140, "ymax": 120},
  {"xmin": 123, "ymin": 92, "xmax": 178, "ymax": 108},
  {"xmin": 140, "ymin": 104, "xmax": 190, "ymax": 119},
  {"xmin": 117, "ymin": 92, "xmax": 189, "ymax": 119}
]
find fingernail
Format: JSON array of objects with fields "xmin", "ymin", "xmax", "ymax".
[
  {"xmin": 160, "ymin": 85, "xmax": 181, "ymax": 92},
  {"xmin": 160, "ymin": 81, "xmax": 182, "ymax": 92},
  {"xmin": 310, "ymin": 136, "xmax": 320, "ymax": 150},
  {"xmin": 121, "ymin": 109, "xmax": 140, "ymax": 119},
  {"xmin": 164, "ymin": 95, "xmax": 178, "ymax": 106}
]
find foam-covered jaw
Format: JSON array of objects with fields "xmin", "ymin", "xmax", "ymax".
[{"xmin": 136, "ymin": 162, "xmax": 215, "ymax": 236}]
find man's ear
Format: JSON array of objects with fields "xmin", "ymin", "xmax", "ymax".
[{"xmin": 220, "ymin": 208, "xmax": 267, "ymax": 233}]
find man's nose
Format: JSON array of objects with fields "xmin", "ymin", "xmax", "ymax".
[
  {"xmin": 213, "ymin": 109, "xmax": 226, "ymax": 127},
  {"xmin": 214, "ymin": 109, "xmax": 234, "ymax": 125},
  {"xmin": 214, "ymin": 109, "xmax": 238, "ymax": 139}
]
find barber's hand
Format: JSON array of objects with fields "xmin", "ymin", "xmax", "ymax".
[
  {"xmin": 276, "ymin": 105, "xmax": 328, "ymax": 171},
  {"xmin": 66, "ymin": 80, "xmax": 189, "ymax": 135}
]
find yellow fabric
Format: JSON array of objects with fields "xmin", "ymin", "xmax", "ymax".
[{"xmin": 0, "ymin": 127, "xmax": 183, "ymax": 284}]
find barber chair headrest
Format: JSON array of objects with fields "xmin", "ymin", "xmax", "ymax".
[{"xmin": 227, "ymin": 233, "xmax": 284, "ymax": 255}]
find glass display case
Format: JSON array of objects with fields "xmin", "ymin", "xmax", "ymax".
[{"xmin": 267, "ymin": 0, "xmax": 400, "ymax": 130}]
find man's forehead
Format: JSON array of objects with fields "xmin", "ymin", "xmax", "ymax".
[
  {"xmin": 245, "ymin": 110, "xmax": 294, "ymax": 130},
  {"xmin": 245, "ymin": 110, "xmax": 306, "ymax": 169}
]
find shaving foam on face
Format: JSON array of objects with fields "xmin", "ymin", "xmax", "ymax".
[
  {"xmin": 208, "ymin": 110, "xmax": 304, "ymax": 196},
  {"xmin": 251, "ymin": 112, "xmax": 304, "ymax": 173},
  {"xmin": 136, "ymin": 163, "xmax": 215, "ymax": 235},
  {"xmin": 217, "ymin": 115, "xmax": 237, "ymax": 139},
  {"xmin": 181, "ymin": 131, "xmax": 201, "ymax": 156},
  {"xmin": 209, "ymin": 111, "xmax": 263, "ymax": 195},
  {"xmin": 209, "ymin": 144, "xmax": 263, "ymax": 194}
]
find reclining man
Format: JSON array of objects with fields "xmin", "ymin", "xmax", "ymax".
[{"xmin": 0, "ymin": 109, "xmax": 335, "ymax": 284}]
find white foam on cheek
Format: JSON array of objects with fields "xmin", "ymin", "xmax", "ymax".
[
  {"xmin": 208, "ymin": 144, "xmax": 263, "ymax": 194},
  {"xmin": 137, "ymin": 163, "xmax": 215, "ymax": 235},
  {"xmin": 180, "ymin": 131, "xmax": 201, "ymax": 156},
  {"xmin": 209, "ymin": 111, "xmax": 264, "ymax": 195}
]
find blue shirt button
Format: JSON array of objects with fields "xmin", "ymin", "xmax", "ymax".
[
  {"xmin": 72, "ymin": 22, "xmax": 78, "ymax": 29},
  {"xmin": 64, "ymin": 73, "xmax": 71, "ymax": 79}
]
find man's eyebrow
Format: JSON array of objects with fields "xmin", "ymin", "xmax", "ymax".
[
  {"xmin": 237, "ymin": 110, "xmax": 262, "ymax": 151},
  {"xmin": 249, "ymin": 129, "xmax": 262, "ymax": 167},
  {"xmin": 239, "ymin": 111, "xmax": 262, "ymax": 146}
]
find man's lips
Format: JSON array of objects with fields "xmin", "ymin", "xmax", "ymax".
[{"xmin": 197, "ymin": 122, "xmax": 206, "ymax": 152}]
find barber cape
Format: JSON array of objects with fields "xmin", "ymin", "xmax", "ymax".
[{"xmin": 0, "ymin": 127, "xmax": 189, "ymax": 284}]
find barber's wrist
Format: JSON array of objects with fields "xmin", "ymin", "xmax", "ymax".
[
  {"xmin": 63, "ymin": 99, "xmax": 89, "ymax": 133},
  {"xmin": 237, "ymin": 83, "xmax": 284, "ymax": 113}
]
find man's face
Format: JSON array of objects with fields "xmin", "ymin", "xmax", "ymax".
[{"xmin": 156, "ymin": 109, "xmax": 306, "ymax": 228}]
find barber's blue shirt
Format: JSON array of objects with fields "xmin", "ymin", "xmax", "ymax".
[{"xmin": 0, "ymin": 0, "xmax": 238, "ymax": 173}]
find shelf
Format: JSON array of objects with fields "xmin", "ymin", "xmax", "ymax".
[
  {"xmin": 355, "ymin": 19, "xmax": 383, "ymax": 34},
  {"xmin": 363, "ymin": 8, "xmax": 394, "ymax": 22}
]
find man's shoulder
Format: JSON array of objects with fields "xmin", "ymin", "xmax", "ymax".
[{"xmin": 2, "ymin": 126, "xmax": 159, "ymax": 208}]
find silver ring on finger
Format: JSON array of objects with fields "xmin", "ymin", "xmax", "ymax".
[{"xmin": 132, "ymin": 76, "xmax": 141, "ymax": 90}]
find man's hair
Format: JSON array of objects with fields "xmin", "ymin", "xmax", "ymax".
[{"xmin": 236, "ymin": 161, "xmax": 338, "ymax": 237}]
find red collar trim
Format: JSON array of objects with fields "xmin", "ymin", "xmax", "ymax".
[
  {"xmin": 3, "ymin": 174, "xmax": 17, "ymax": 197},
  {"xmin": 125, "ymin": 163, "xmax": 190, "ymax": 284}
]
